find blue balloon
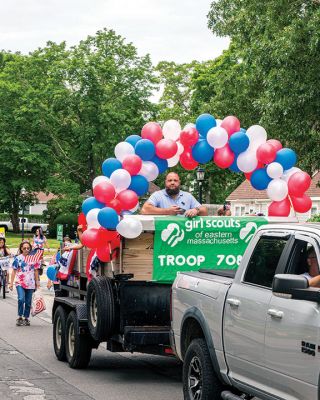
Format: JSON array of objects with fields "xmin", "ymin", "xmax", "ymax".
[
  {"xmin": 151, "ymin": 155, "xmax": 168, "ymax": 174},
  {"xmin": 192, "ymin": 140, "xmax": 214, "ymax": 163},
  {"xmin": 275, "ymin": 148, "xmax": 297, "ymax": 170},
  {"xmin": 135, "ymin": 139, "xmax": 155, "ymax": 161},
  {"xmin": 195, "ymin": 113, "xmax": 216, "ymax": 138},
  {"xmin": 129, "ymin": 175, "xmax": 149, "ymax": 196},
  {"xmin": 46, "ymin": 266, "xmax": 57, "ymax": 281},
  {"xmin": 250, "ymin": 168, "xmax": 272, "ymax": 190},
  {"xmin": 229, "ymin": 157, "xmax": 241, "ymax": 173},
  {"xmin": 82, "ymin": 197, "xmax": 105, "ymax": 216},
  {"xmin": 102, "ymin": 158, "xmax": 122, "ymax": 177},
  {"xmin": 125, "ymin": 134, "xmax": 141, "ymax": 147},
  {"xmin": 240, "ymin": 128, "xmax": 247, "ymax": 133},
  {"xmin": 229, "ymin": 131, "xmax": 250, "ymax": 154},
  {"xmin": 98, "ymin": 207, "xmax": 119, "ymax": 230}
]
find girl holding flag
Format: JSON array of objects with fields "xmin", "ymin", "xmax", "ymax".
[{"xmin": 9, "ymin": 241, "xmax": 41, "ymax": 326}]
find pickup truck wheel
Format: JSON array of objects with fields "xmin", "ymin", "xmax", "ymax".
[
  {"xmin": 65, "ymin": 311, "xmax": 92, "ymax": 369},
  {"xmin": 87, "ymin": 276, "xmax": 115, "ymax": 342},
  {"xmin": 183, "ymin": 338, "xmax": 223, "ymax": 400},
  {"xmin": 53, "ymin": 306, "xmax": 67, "ymax": 361}
]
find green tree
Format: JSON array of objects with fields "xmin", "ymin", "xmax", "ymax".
[{"xmin": 207, "ymin": 0, "xmax": 320, "ymax": 173}]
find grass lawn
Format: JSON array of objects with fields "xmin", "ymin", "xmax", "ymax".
[{"xmin": 4, "ymin": 232, "xmax": 61, "ymax": 253}]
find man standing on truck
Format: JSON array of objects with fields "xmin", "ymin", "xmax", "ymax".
[{"xmin": 141, "ymin": 172, "xmax": 208, "ymax": 217}]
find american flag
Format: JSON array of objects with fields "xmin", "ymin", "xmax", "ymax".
[{"xmin": 25, "ymin": 249, "xmax": 43, "ymax": 265}]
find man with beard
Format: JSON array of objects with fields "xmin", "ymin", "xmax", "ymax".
[{"xmin": 141, "ymin": 172, "xmax": 208, "ymax": 217}]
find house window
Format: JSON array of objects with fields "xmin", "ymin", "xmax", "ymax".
[
  {"xmin": 235, "ymin": 206, "xmax": 246, "ymax": 216},
  {"xmin": 311, "ymin": 206, "xmax": 318, "ymax": 215}
]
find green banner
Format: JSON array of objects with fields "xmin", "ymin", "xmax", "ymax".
[
  {"xmin": 152, "ymin": 216, "xmax": 268, "ymax": 282},
  {"xmin": 57, "ymin": 224, "xmax": 63, "ymax": 241}
]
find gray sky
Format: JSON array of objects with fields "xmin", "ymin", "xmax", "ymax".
[{"xmin": 0, "ymin": 0, "xmax": 229, "ymax": 65}]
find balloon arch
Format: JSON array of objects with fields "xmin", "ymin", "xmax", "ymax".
[{"xmin": 79, "ymin": 114, "xmax": 312, "ymax": 260}]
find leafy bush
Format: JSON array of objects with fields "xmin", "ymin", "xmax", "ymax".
[
  {"xmin": 308, "ymin": 214, "xmax": 320, "ymax": 223},
  {"xmin": 49, "ymin": 213, "xmax": 78, "ymax": 239}
]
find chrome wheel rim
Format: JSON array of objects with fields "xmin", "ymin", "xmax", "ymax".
[
  {"xmin": 55, "ymin": 316, "xmax": 62, "ymax": 349},
  {"xmin": 188, "ymin": 355, "xmax": 202, "ymax": 400},
  {"xmin": 90, "ymin": 291, "xmax": 98, "ymax": 328},
  {"xmin": 68, "ymin": 321, "xmax": 75, "ymax": 357}
]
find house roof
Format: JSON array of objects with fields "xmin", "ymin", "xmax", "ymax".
[
  {"xmin": 227, "ymin": 171, "xmax": 320, "ymax": 201},
  {"xmin": 35, "ymin": 191, "xmax": 56, "ymax": 202}
]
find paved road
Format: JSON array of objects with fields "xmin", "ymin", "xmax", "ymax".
[{"xmin": 0, "ymin": 283, "xmax": 183, "ymax": 400}]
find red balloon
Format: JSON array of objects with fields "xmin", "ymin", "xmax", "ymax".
[
  {"xmin": 155, "ymin": 138, "xmax": 178, "ymax": 159},
  {"xmin": 96, "ymin": 236, "xmax": 120, "ymax": 262},
  {"xmin": 214, "ymin": 144, "xmax": 235, "ymax": 169},
  {"xmin": 267, "ymin": 139, "xmax": 282, "ymax": 152},
  {"xmin": 141, "ymin": 122, "xmax": 163, "ymax": 144},
  {"xmin": 256, "ymin": 143, "xmax": 277, "ymax": 164},
  {"xmin": 180, "ymin": 127, "xmax": 199, "ymax": 147},
  {"xmin": 106, "ymin": 198, "xmax": 122, "ymax": 214},
  {"xmin": 268, "ymin": 197, "xmax": 291, "ymax": 217},
  {"xmin": 77, "ymin": 213, "xmax": 88, "ymax": 231},
  {"xmin": 122, "ymin": 155, "xmax": 142, "ymax": 176},
  {"xmin": 96, "ymin": 228, "xmax": 120, "ymax": 248},
  {"xmin": 117, "ymin": 189, "xmax": 138, "ymax": 210},
  {"xmin": 288, "ymin": 171, "xmax": 311, "ymax": 197},
  {"xmin": 290, "ymin": 194, "xmax": 312, "ymax": 213},
  {"xmin": 221, "ymin": 116, "xmax": 241, "ymax": 137},
  {"xmin": 93, "ymin": 182, "xmax": 115, "ymax": 204},
  {"xmin": 81, "ymin": 228, "xmax": 100, "ymax": 248},
  {"xmin": 180, "ymin": 149, "xmax": 198, "ymax": 170}
]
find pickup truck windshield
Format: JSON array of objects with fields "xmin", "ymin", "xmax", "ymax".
[{"xmin": 244, "ymin": 236, "xmax": 289, "ymax": 288}]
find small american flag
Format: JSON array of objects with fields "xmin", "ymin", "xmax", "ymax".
[{"xmin": 25, "ymin": 249, "xmax": 43, "ymax": 265}]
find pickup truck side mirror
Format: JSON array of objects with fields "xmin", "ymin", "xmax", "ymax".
[{"xmin": 273, "ymin": 274, "xmax": 320, "ymax": 303}]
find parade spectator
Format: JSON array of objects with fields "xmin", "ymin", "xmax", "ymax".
[
  {"xmin": 0, "ymin": 234, "xmax": 11, "ymax": 293},
  {"xmin": 141, "ymin": 172, "xmax": 207, "ymax": 218},
  {"xmin": 217, "ymin": 203, "xmax": 232, "ymax": 216},
  {"xmin": 9, "ymin": 241, "xmax": 41, "ymax": 326},
  {"xmin": 32, "ymin": 227, "xmax": 49, "ymax": 251}
]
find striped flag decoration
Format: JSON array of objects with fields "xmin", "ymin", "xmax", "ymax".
[{"xmin": 25, "ymin": 249, "xmax": 43, "ymax": 265}]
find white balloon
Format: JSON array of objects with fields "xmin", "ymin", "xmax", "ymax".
[
  {"xmin": 237, "ymin": 150, "xmax": 258, "ymax": 173},
  {"xmin": 163, "ymin": 119, "xmax": 181, "ymax": 141},
  {"xmin": 110, "ymin": 169, "xmax": 131, "ymax": 192},
  {"xmin": 86, "ymin": 208, "xmax": 101, "ymax": 229},
  {"xmin": 114, "ymin": 141, "xmax": 135, "ymax": 162},
  {"xmin": 206, "ymin": 126, "xmax": 228, "ymax": 149},
  {"xmin": 176, "ymin": 140, "xmax": 184, "ymax": 155},
  {"xmin": 215, "ymin": 119, "xmax": 222, "ymax": 127},
  {"xmin": 266, "ymin": 162, "xmax": 283, "ymax": 179},
  {"xmin": 92, "ymin": 175, "xmax": 110, "ymax": 189},
  {"xmin": 139, "ymin": 161, "xmax": 159, "ymax": 181},
  {"xmin": 167, "ymin": 154, "xmax": 180, "ymax": 167},
  {"xmin": 183, "ymin": 123, "xmax": 196, "ymax": 130},
  {"xmin": 281, "ymin": 167, "xmax": 302, "ymax": 182},
  {"xmin": 247, "ymin": 125, "xmax": 267, "ymax": 150},
  {"xmin": 116, "ymin": 218, "xmax": 143, "ymax": 239},
  {"xmin": 267, "ymin": 179, "xmax": 288, "ymax": 201}
]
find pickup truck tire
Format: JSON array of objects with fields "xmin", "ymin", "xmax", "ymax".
[
  {"xmin": 65, "ymin": 311, "xmax": 92, "ymax": 369},
  {"xmin": 53, "ymin": 306, "xmax": 67, "ymax": 361},
  {"xmin": 183, "ymin": 338, "xmax": 223, "ymax": 400},
  {"xmin": 87, "ymin": 276, "xmax": 115, "ymax": 342}
]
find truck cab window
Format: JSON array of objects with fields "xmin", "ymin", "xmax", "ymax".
[{"xmin": 244, "ymin": 237, "xmax": 288, "ymax": 288}]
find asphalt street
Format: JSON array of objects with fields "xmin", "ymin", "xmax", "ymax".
[{"xmin": 0, "ymin": 272, "xmax": 183, "ymax": 400}]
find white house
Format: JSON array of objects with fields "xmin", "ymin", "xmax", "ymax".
[
  {"xmin": 26, "ymin": 192, "xmax": 56, "ymax": 215},
  {"xmin": 226, "ymin": 171, "xmax": 320, "ymax": 222}
]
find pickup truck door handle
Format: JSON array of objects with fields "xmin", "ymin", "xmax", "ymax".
[
  {"xmin": 267, "ymin": 309, "xmax": 284, "ymax": 319},
  {"xmin": 226, "ymin": 298, "xmax": 240, "ymax": 307}
]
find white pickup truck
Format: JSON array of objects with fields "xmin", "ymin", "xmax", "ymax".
[
  {"xmin": 0, "ymin": 217, "xmax": 48, "ymax": 233},
  {"xmin": 171, "ymin": 222, "xmax": 320, "ymax": 400}
]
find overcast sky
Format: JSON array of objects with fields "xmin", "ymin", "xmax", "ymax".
[{"xmin": 0, "ymin": 0, "xmax": 229, "ymax": 65}]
